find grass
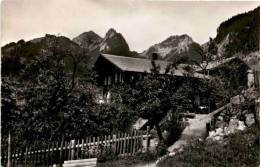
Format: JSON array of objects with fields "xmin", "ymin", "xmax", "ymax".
[
  {"xmin": 97, "ymin": 152, "xmax": 157, "ymax": 167},
  {"xmin": 158, "ymin": 125, "xmax": 260, "ymax": 167}
]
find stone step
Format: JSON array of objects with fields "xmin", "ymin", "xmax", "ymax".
[
  {"xmin": 63, "ymin": 158, "xmax": 97, "ymax": 167},
  {"xmin": 63, "ymin": 164, "xmax": 96, "ymax": 167},
  {"xmin": 63, "ymin": 162, "xmax": 96, "ymax": 165},
  {"xmin": 64, "ymin": 158, "xmax": 97, "ymax": 164}
]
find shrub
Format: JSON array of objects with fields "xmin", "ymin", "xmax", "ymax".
[
  {"xmin": 164, "ymin": 113, "xmax": 186, "ymax": 147},
  {"xmin": 97, "ymin": 151, "xmax": 118, "ymax": 163},
  {"xmin": 97, "ymin": 152, "xmax": 157, "ymax": 167},
  {"xmin": 156, "ymin": 141, "xmax": 168, "ymax": 157},
  {"xmin": 158, "ymin": 125, "xmax": 260, "ymax": 167},
  {"xmin": 135, "ymin": 151, "xmax": 157, "ymax": 162}
]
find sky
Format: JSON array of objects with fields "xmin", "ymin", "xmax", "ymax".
[{"xmin": 1, "ymin": 0, "xmax": 259, "ymax": 52}]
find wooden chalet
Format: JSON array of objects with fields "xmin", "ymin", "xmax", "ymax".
[
  {"xmin": 94, "ymin": 53, "xmax": 206, "ymax": 104},
  {"xmin": 196, "ymin": 57, "xmax": 249, "ymax": 75},
  {"xmin": 195, "ymin": 56, "xmax": 257, "ymax": 89}
]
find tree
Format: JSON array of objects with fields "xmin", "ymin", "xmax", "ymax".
[
  {"xmin": 208, "ymin": 37, "xmax": 218, "ymax": 58},
  {"xmin": 16, "ymin": 35, "xmax": 99, "ymax": 143},
  {"xmin": 114, "ymin": 58, "xmax": 205, "ymax": 143},
  {"xmin": 1, "ymin": 77, "xmax": 26, "ymax": 148},
  {"xmin": 193, "ymin": 38, "xmax": 249, "ymax": 109}
]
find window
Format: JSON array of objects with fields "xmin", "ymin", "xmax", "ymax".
[
  {"xmin": 108, "ymin": 75, "xmax": 112, "ymax": 85},
  {"xmin": 104, "ymin": 76, "xmax": 108, "ymax": 85},
  {"xmin": 115, "ymin": 72, "xmax": 118, "ymax": 82},
  {"xmin": 119, "ymin": 72, "xmax": 122, "ymax": 82}
]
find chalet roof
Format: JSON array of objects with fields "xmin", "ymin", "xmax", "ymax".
[
  {"xmin": 196, "ymin": 56, "xmax": 249, "ymax": 72},
  {"xmin": 98, "ymin": 53, "xmax": 206, "ymax": 78}
]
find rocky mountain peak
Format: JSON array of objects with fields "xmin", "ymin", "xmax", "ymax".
[
  {"xmin": 140, "ymin": 34, "xmax": 201, "ymax": 63},
  {"xmin": 72, "ymin": 30, "xmax": 102, "ymax": 51},
  {"xmin": 103, "ymin": 28, "xmax": 118, "ymax": 41},
  {"xmin": 106, "ymin": 28, "xmax": 117, "ymax": 35},
  {"xmin": 99, "ymin": 28, "xmax": 131, "ymax": 56},
  {"xmin": 72, "ymin": 28, "xmax": 132, "ymax": 57},
  {"xmin": 162, "ymin": 34, "xmax": 194, "ymax": 46}
]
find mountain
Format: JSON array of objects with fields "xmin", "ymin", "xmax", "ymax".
[
  {"xmin": 2, "ymin": 28, "xmax": 135, "ymax": 77},
  {"xmin": 99, "ymin": 28, "xmax": 132, "ymax": 56},
  {"xmin": 139, "ymin": 34, "xmax": 202, "ymax": 63},
  {"xmin": 205, "ymin": 6, "xmax": 259, "ymax": 60},
  {"xmin": 1, "ymin": 34, "xmax": 81, "ymax": 76},
  {"xmin": 72, "ymin": 30, "xmax": 102, "ymax": 51},
  {"xmin": 73, "ymin": 28, "xmax": 132, "ymax": 57}
]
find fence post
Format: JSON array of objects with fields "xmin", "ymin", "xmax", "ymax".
[
  {"xmin": 146, "ymin": 126, "xmax": 150, "ymax": 152},
  {"xmin": 59, "ymin": 140, "xmax": 64, "ymax": 166},
  {"xmin": 24, "ymin": 146, "xmax": 28, "ymax": 167},
  {"xmin": 123, "ymin": 133, "xmax": 127, "ymax": 156},
  {"xmin": 92, "ymin": 137, "xmax": 96, "ymax": 156},
  {"xmin": 39, "ymin": 148, "xmax": 42, "ymax": 166},
  {"xmin": 29, "ymin": 146, "xmax": 33, "ymax": 166},
  {"xmin": 7, "ymin": 131, "xmax": 11, "ymax": 167},
  {"xmin": 81, "ymin": 139, "xmax": 84, "ymax": 159},
  {"xmin": 97, "ymin": 137, "xmax": 100, "ymax": 155},
  {"xmin": 21, "ymin": 148, "xmax": 24, "ymax": 166},
  {"xmin": 43, "ymin": 144, "xmax": 46, "ymax": 167},
  {"xmin": 112, "ymin": 135, "xmax": 116, "ymax": 155},
  {"xmin": 68, "ymin": 141, "xmax": 71, "ymax": 161},
  {"xmin": 127, "ymin": 133, "xmax": 130, "ymax": 155},
  {"xmin": 51, "ymin": 142, "xmax": 54, "ymax": 167},
  {"xmin": 104, "ymin": 135, "xmax": 107, "ymax": 154},
  {"xmin": 108, "ymin": 135, "xmax": 111, "ymax": 154},
  {"xmin": 35, "ymin": 144, "xmax": 38, "ymax": 166},
  {"xmin": 12, "ymin": 148, "xmax": 16, "ymax": 167},
  {"xmin": 136, "ymin": 130, "xmax": 140, "ymax": 152},
  {"xmin": 88, "ymin": 137, "xmax": 91, "ymax": 158},
  {"xmin": 84, "ymin": 137, "xmax": 89, "ymax": 158},
  {"xmin": 76, "ymin": 139, "xmax": 80, "ymax": 160},
  {"xmin": 47, "ymin": 143, "xmax": 50, "ymax": 166},
  {"xmin": 133, "ymin": 130, "xmax": 137, "ymax": 154},
  {"xmin": 56, "ymin": 142, "xmax": 59, "ymax": 163},
  {"xmin": 130, "ymin": 131, "xmax": 134, "ymax": 155},
  {"xmin": 64, "ymin": 141, "xmax": 68, "ymax": 161},
  {"xmin": 16, "ymin": 148, "xmax": 20, "ymax": 166},
  {"xmin": 119, "ymin": 133, "xmax": 124, "ymax": 155},
  {"xmin": 71, "ymin": 140, "xmax": 76, "ymax": 160},
  {"xmin": 116, "ymin": 134, "xmax": 120, "ymax": 154}
]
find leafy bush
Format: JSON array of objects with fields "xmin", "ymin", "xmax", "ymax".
[
  {"xmin": 164, "ymin": 112, "xmax": 186, "ymax": 147},
  {"xmin": 97, "ymin": 151, "xmax": 157, "ymax": 167},
  {"xmin": 97, "ymin": 151, "xmax": 118, "ymax": 163},
  {"xmin": 135, "ymin": 151, "xmax": 157, "ymax": 162},
  {"xmin": 158, "ymin": 125, "xmax": 260, "ymax": 167},
  {"xmin": 155, "ymin": 141, "xmax": 168, "ymax": 157}
]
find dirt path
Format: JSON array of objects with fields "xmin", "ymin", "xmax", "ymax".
[
  {"xmin": 134, "ymin": 114, "xmax": 211, "ymax": 167},
  {"xmin": 167, "ymin": 114, "xmax": 211, "ymax": 152}
]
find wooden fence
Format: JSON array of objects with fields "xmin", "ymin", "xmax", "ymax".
[{"xmin": 1, "ymin": 127, "xmax": 151, "ymax": 167}]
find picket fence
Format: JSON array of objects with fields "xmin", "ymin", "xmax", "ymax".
[{"xmin": 1, "ymin": 127, "xmax": 151, "ymax": 167}]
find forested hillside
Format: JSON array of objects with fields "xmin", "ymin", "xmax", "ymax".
[
  {"xmin": 215, "ymin": 6, "xmax": 259, "ymax": 57},
  {"xmin": 1, "ymin": 34, "xmax": 82, "ymax": 77}
]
